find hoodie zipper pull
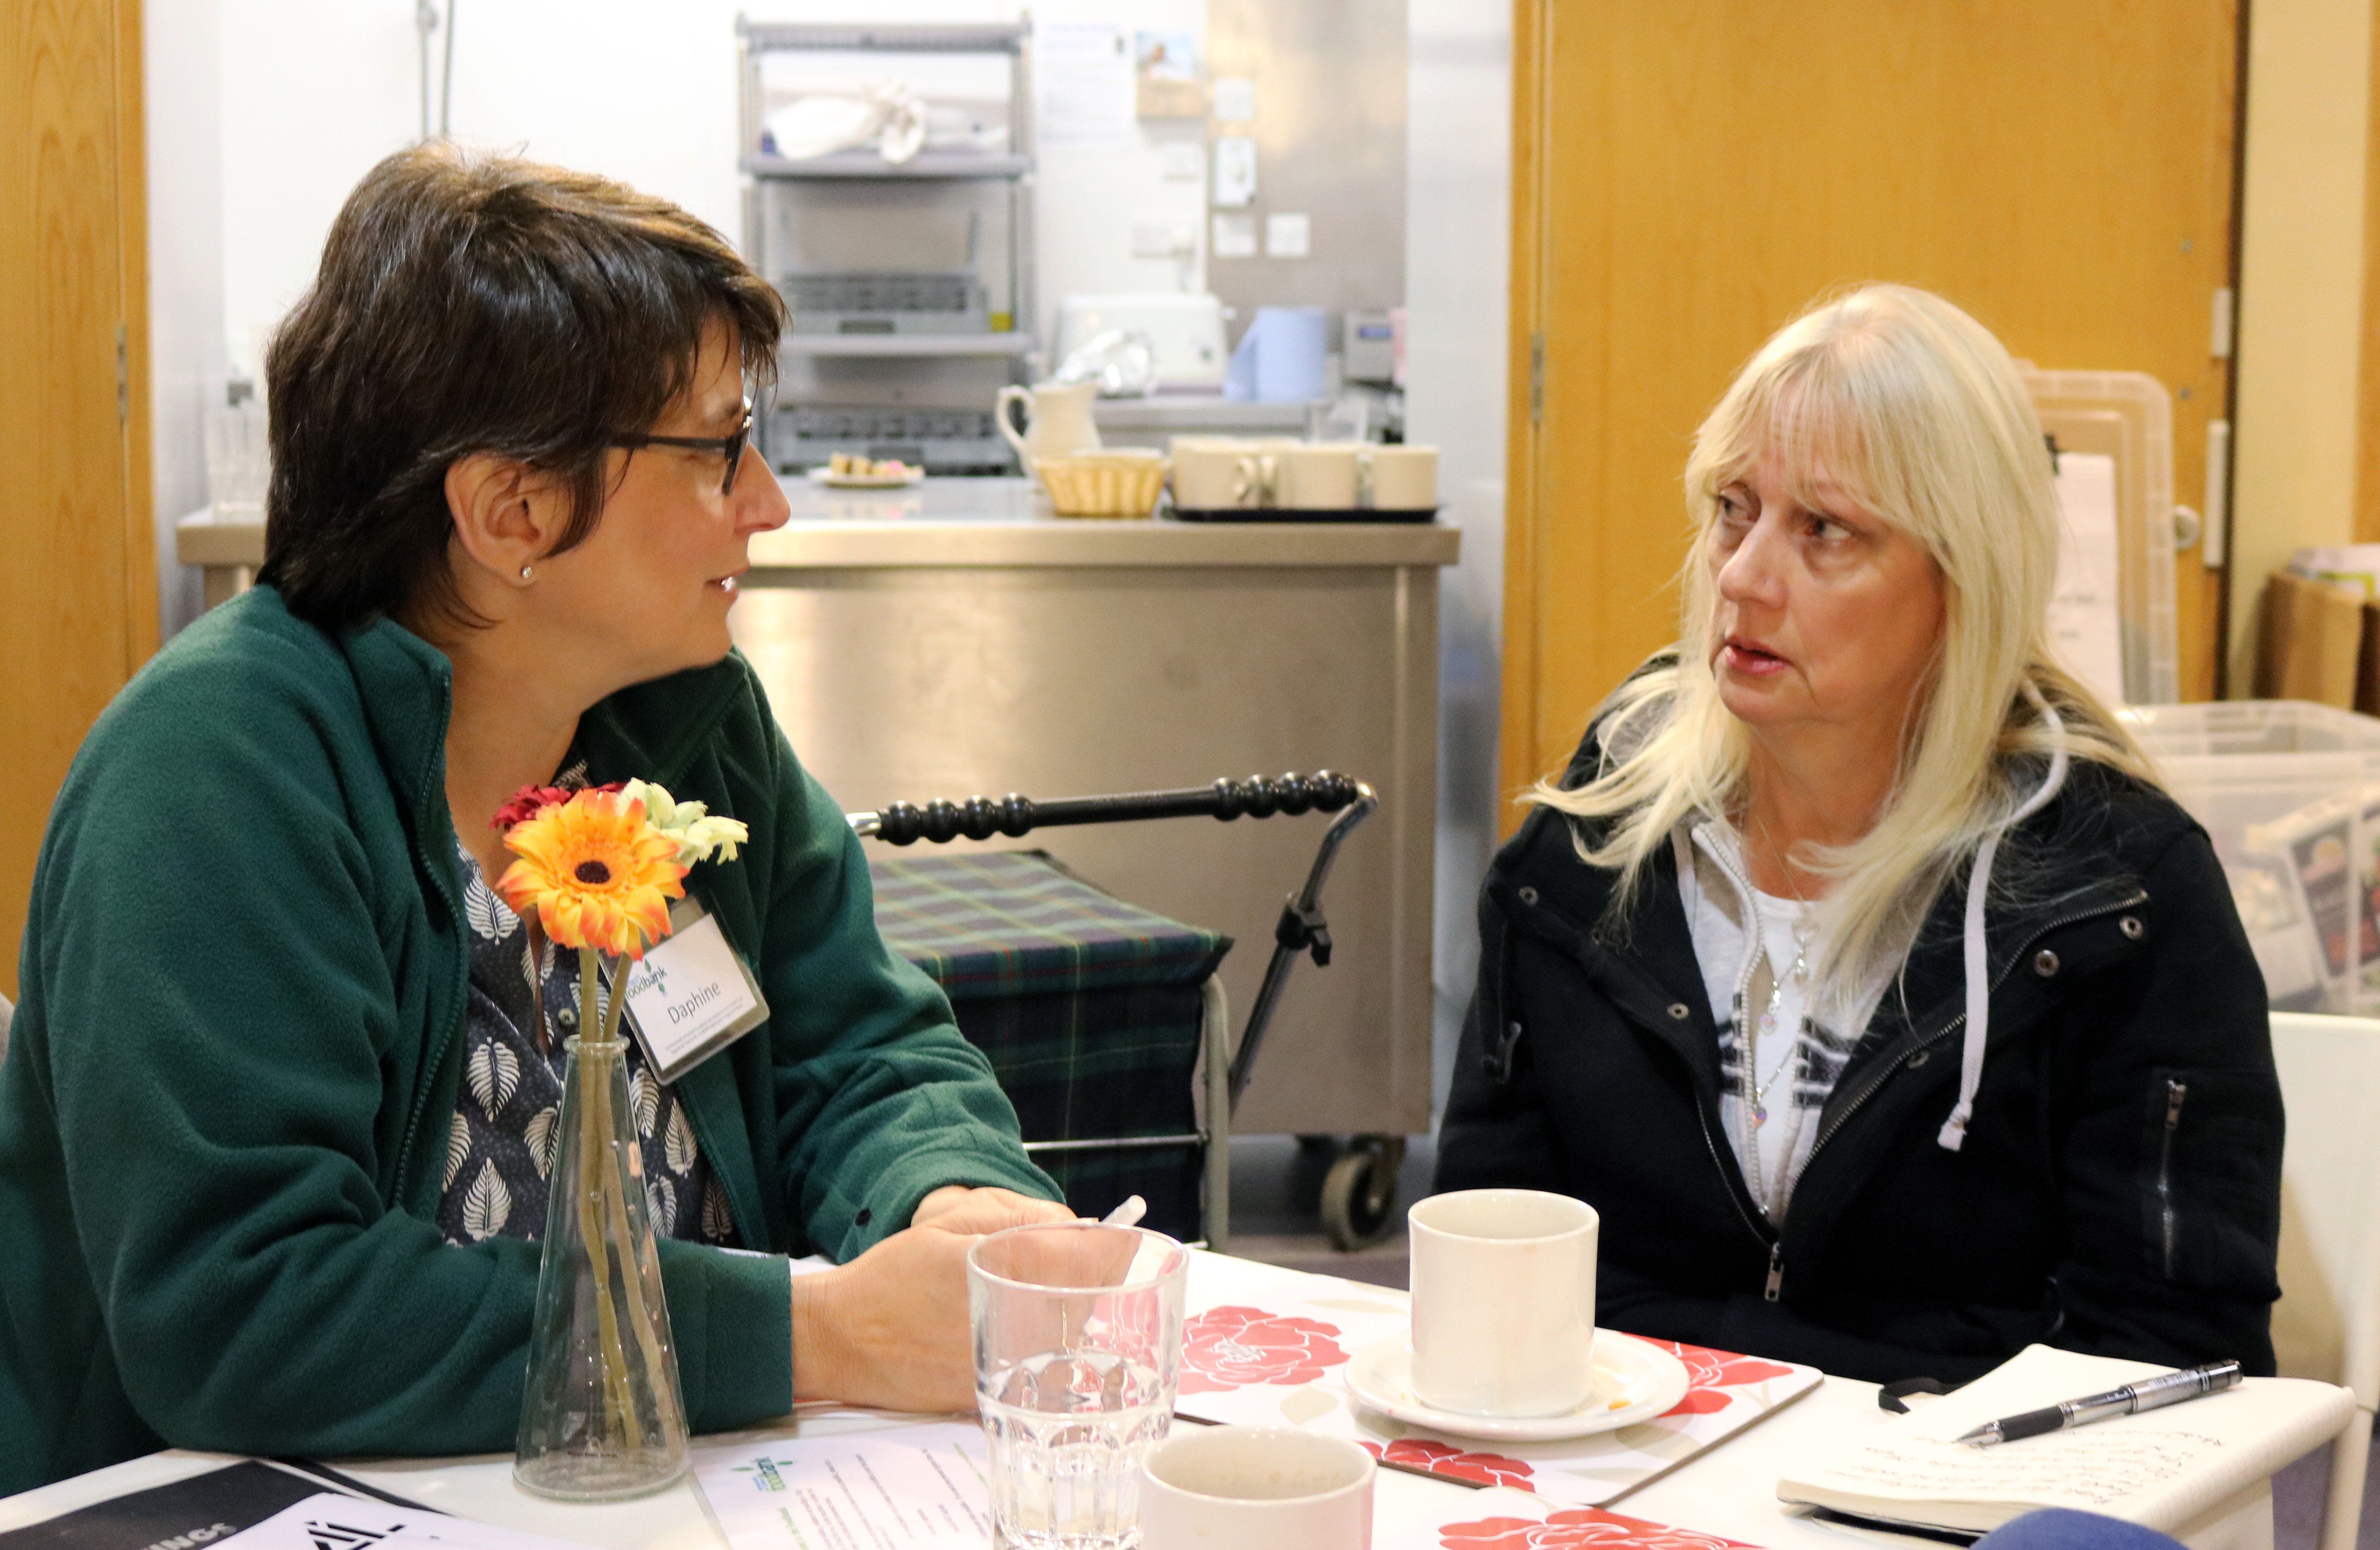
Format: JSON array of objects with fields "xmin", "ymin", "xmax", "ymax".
[{"xmin": 1764, "ymin": 1243, "xmax": 1784, "ymax": 1302}]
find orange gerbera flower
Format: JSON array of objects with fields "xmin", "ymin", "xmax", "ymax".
[{"xmin": 495, "ymin": 789, "xmax": 687, "ymax": 959}]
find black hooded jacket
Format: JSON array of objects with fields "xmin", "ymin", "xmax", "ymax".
[{"xmin": 1437, "ymin": 723, "xmax": 2283, "ymax": 1385}]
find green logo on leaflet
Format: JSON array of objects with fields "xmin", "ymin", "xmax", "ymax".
[{"xmin": 733, "ymin": 1457, "xmax": 794, "ymax": 1492}]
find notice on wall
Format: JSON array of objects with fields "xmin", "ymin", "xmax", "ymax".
[
  {"xmin": 1212, "ymin": 213, "xmax": 1257, "ymax": 259},
  {"xmin": 1265, "ymin": 212, "xmax": 1311, "ymax": 258},
  {"xmin": 2048, "ymin": 451, "xmax": 2126, "ymax": 706},
  {"xmin": 1037, "ymin": 23, "xmax": 1133, "ymax": 144},
  {"xmin": 1212, "ymin": 136, "xmax": 1258, "ymax": 208},
  {"xmin": 696, "ymin": 1424, "xmax": 994, "ymax": 1550}
]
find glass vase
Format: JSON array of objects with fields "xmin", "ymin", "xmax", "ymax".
[{"xmin": 513, "ymin": 1036, "xmax": 689, "ymax": 1500}]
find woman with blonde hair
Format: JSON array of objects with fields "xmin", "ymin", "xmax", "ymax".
[{"xmin": 1436, "ymin": 285, "xmax": 2281, "ymax": 1383}]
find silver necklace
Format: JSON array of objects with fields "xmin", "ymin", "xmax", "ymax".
[{"xmin": 1748, "ymin": 920, "xmax": 1813, "ymax": 1127}]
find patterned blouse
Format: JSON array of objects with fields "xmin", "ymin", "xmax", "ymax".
[{"xmin": 436, "ymin": 829, "xmax": 739, "ymax": 1250}]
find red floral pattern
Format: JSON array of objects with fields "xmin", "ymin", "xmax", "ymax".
[
  {"xmin": 1648, "ymin": 1341, "xmax": 1796, "ymax": 1418},
  {"xmin": 1176, "ymin": 1305, "xmax": 1350, "ymax": 1394},
  {"xmin": 1439, "ymin": 1508, "xmax": 1755, "ymax": 1549},
  {"xmin": 1362, "ymin": 1439, "xmax": 1537, "ymax": 1491}
]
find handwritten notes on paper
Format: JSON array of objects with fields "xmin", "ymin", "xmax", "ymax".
[
  {"xmin": 1814, "ymin": 1427, "xmax": 2225, "ymax": 1510},
  {"xmin": 1778, "ymin": 1344, "xmax": 2357, "ymax": 1535},
  {"xmin": 696, "ymin": 1423, "xmax": 993, "ymax": 1550}
]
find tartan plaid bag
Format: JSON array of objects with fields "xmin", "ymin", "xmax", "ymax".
[{"xmin": 869, "ymin": 850, "xmax": 1231, "ymax": 1239}]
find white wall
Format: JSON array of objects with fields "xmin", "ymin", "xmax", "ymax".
[
  {"xmin": 1404, "ymin": 0, "xmax": 1509, "ymax": 1103},
  {"xmin": 208, "ymin": 0, "xmax": 1204, "ymax": 385},
  {"xmin": 146, "ymin": 0, "xmax": 225, "ymax": 637},
  {"xmin": 2227, "ymin": 0, "xmax": 2377, "ymax": 682}
]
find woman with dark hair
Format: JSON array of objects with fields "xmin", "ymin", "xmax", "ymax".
[{"xmin": 0, "ymin": 145, "xmax": 1071, "ymax": 1491}]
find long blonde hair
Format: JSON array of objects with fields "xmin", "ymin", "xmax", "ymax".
[{"xmin": 1532, "ymin": 284, "xmax": 2153, "ymax": 981}]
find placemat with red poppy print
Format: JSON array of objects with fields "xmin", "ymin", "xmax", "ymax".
[
  {"xmin": 1176, "ymin": 1250, "xmax": 1819, "ymax": 1509},
  {"xmin": 1371, "ymin": 1486, "xmax": 1766, "ymax": 1550}
]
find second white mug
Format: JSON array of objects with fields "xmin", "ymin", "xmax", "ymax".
[
  {"xmin": 1140, "ymin": 1426, "xmax": 1374, "ymax": 1550},
  {"xmin": 1407, "ymin": 1189, "xmax": 1598, "ymax": 1418}
]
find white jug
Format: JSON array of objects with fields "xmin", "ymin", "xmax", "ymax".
[{"xmin": 997, "ymin": 381, "xmax": 1102, "ymax": 464}]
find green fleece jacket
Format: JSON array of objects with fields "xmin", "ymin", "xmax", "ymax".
[{"xmin": 0, "ymin": 587, "xmax": 1059, "ymax": 1491}]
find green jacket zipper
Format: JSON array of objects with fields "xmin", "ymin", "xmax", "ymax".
[{"xmin": 2158, "ymin": 1078, "xmax": 2188, "ymax": 1279}]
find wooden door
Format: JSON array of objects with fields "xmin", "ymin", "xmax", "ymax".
[
  {"xmin": 1, "ymin": 0, "xmax": 155, "ymax": 999},
  {"xmin": 1502, "ymin": 1, "xmax": 2240, "ymax": 810}
]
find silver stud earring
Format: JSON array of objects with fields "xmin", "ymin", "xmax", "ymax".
[{"xmin": 518, "ymin": 564, "xmax": 534, "ymax": 582}]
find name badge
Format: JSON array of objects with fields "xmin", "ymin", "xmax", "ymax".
[{"xmin": 616, "ymin": 896, "xmax": 769, "ymax": 1084}]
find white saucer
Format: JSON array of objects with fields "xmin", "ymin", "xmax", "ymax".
[
  {"xmin": 1343, "ymin": 1332, "xmax": 1692, "ymax": 1442},
  {"xmin": 807, "ymin": 467, "xmax": 925, "ymax": 488}
]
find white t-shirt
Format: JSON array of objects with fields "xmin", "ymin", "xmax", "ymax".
[{"xmin": 1677, "ymin": 823, "xmax": 1893, "ymax": 1218}]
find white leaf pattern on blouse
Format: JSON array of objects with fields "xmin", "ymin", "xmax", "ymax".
[
  {"xmin": 646, "ymin": 1176, "xmax": 676, "ymax": 1235},
  {"xmin": 632, "ymin": 1068, "xmax": 660, "ymax": 1137},
  {"xmin": 444, "ymin": 1113, "xmax": 471, "ymax": 1188},
  {"xmin": 525, "ymin": 1105, "xmax": 561, "ymax": 1180},
  {"xmin": 463, "ymin": 1160, "xmax": 512, "ymax": 1239},
  {"xmin": 664, "ymin": 1101, "xmax": 698, "ymax": 1174},
  {"xmin": 701, "ymin": 1176, "xmax": 734, "ymax": 1241},
  {"xmin": 464, "ymin": 870, "xmax": 519, "ymax": 942},
  {"xmin": 467, "ymin": 1042, "xmax": 520, "ymax": 1119}
]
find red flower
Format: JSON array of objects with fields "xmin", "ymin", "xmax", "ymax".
[
  {"xmin": 492, "ymin": 781, "xmax": 620, "ymax": 834},
  {"xmin": 1176, "ymin": 1305, "xmax": 1350, "ymax": 1394},
  {"xmin": 1439, "ymin": 1507, "xmax": 1753, "ymax": 1550},
  {"xmin": 1649, "ymin": 1341, "xmax": 1798, "ymax": 1418},
  {"xmin": 1364, "ymin": 1438, "xmax": 1536, "ymax": 1490}
]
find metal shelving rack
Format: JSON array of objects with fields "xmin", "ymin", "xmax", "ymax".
[{"xmin": 736, "ymin": 18, "xmax": 1037, "ymax": 474}]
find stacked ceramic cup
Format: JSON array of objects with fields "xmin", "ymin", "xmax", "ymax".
[{"xmin": 1168, "ymin": 437, "xmax": 1439, "ymax": 519}]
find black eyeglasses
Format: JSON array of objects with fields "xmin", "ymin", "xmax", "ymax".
[{"xmin": 609, "ymin": 397, "xmax": 754, "ymax": 496}]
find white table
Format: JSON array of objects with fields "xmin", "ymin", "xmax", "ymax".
[{"xmin": 0, "ymin": 1255, "xmax": 2276, "ymax": 1550}]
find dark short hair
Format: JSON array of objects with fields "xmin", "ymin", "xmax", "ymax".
[{"xmin": 258, "ymin": 144, "xmax": 786, "ymax": 632}]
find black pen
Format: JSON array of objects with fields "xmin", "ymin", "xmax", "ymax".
[{"xmin": 1955, "ymin": 1360, "xmax": 2244, "ymax": 1447}]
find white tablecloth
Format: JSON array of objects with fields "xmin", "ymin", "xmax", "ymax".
[{"xmin": 0, "ymin": 1253, "xmax": 2275, "ymax": 1550}]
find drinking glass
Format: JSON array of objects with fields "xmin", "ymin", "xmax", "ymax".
[{"xmin": 968, "ymin": 1223, "xmax": 1188, "ymax": 1550}]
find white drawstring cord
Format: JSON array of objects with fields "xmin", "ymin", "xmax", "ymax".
[{"xmin": 1937, "ymin": 688, "xmax": 2069, "ymax": 1152}]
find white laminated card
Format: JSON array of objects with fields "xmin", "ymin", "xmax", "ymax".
[{"xmin": 615, "ymin": 895, "xmax": 769, "ymax": 1084}]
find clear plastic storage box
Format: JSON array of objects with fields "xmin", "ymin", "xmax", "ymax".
[{"xmin": 2120, "ymin": 701, "xmax": 2380, "ymax": 1011}]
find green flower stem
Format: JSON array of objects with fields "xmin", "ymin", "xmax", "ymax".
[
  {"xmin": 595, "ymin": 950, "xmax": 680, "ymax": 1449},
  {"xmin": 576, "ymin": 950, "xmax": 639, "ymax": 1449}
]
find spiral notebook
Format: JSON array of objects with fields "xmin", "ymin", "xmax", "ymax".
[{"xmin": 1774, "ymin": 1344, "xmax": 2355, "ymax": 1539}]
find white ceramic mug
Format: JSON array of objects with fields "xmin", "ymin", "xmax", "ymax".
[
  {"xmin": 1360, "ymin": 444, "xmax": 1439, "ymax": 511},
  {"xmin": 1407, "ymin": 1189, "xmax": 1599, "ymax": 1417},
  {"xmin": 1170, "ymin": 436, "xmax": 1262, "ymax": 510},
  {"xmin": 1271, "ymin": 442, "xmax": 1361, "ymax": 509},
  {"xmin": 1140, "ymin": 1426, "xmax": 1374, "ymax": 1550}
]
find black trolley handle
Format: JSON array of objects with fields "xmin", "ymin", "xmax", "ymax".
[
  {"xmin": 847, "ymin": 770, "xmax": 1366, "ymax": 844},
  {"xmin": 845, "ymin": 771, "xmax": 1378, "ymax": 1114}
]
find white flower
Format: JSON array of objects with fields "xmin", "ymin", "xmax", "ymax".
[{"xmin": 620, "ymin": 778, "xmax": 749, "ymax": 868}]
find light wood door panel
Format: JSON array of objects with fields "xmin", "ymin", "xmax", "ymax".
[
  {"xmin": 1, "ymin": 0, "xmax": 155, "ymax": 999},
  {"xmin": 1503, "ymin": 1, "xmax": 2239, "ymax": 812}
]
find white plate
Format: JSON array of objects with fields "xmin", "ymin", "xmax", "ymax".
[
  {"xmin": 806, "ymin": 466, "xmax": 925, "ymax": 488},
  {"xmin": 1342, "ymin": 1332, "xmax": 1692, "ymax": 1442}
]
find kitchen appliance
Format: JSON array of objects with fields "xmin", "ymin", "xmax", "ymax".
[{"xmin": 1053, "ymin": 293, "xmax": 1229, "ymax": 393}]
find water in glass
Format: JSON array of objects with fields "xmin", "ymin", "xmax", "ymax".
[{"xmin": 981, "ymin": 1351, "xmax": 1168, "ymax": 1550}]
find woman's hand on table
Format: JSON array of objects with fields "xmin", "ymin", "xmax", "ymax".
[{"xmin": 786, "ymin": 1188, "xmax": 1072, "ymax": 1412}]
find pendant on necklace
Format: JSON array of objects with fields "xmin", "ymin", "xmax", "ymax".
[{"xmin": 1751, "ymin": 1103, "xmax": 1768, "ymax": 1125}]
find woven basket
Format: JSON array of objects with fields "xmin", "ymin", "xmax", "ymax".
[{"xmin": 1034, "ymin": 452, "xmax": 1170, "ymax": 519}]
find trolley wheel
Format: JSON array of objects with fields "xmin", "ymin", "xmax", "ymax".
[{"xmin": 1321, "ymin": 1135, "xmax": 1407, "ymax": 1251}]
